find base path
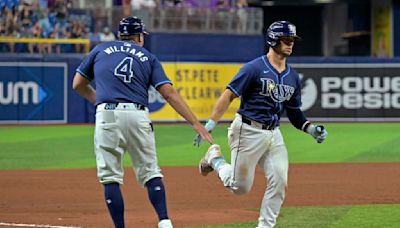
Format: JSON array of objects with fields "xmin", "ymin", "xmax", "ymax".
[{"xmin": 1, "ymin": 163, "xmax": 399, "ymax": 228}]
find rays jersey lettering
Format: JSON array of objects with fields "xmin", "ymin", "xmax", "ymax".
[
  {"xmin": 259, "ymin": 78, "xmax": 295, "ymax": 102},
  {"xmin": 227, "ymin": 55, "xmax": 302, "ymax": 124}
]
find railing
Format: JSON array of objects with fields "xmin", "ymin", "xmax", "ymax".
[
  {"xmin": 71, "ymin": 1, "xmax": 264, "ymax": 35},
  {"xmin": 147, "ymin": 7, "xmax": 263, "ymax": 34},
  {"xmin": 0, "ymin": 37, "xmax": 91, "ymax": 54},
  {"xmin": 106, "ymin": 6, "xmax": 263, "ymax": 35}
]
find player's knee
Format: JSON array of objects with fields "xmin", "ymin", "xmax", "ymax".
[
  {"xmin": 267, "ymin": 179, "xmax": 286, "ymax": 195},
  {"xmin": 271, "ymin": 171, "xmax": 288, "ymax": 189}
]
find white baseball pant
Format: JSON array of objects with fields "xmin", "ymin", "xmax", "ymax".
[
  {"xmin": 94, "ymin": 103, "xmax": 163, "ymax": 186},
  {"xmin": 215, "ymin": 114, "xmax": 288, "ymax": 228}
]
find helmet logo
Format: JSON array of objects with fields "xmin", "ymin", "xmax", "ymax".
[{"xmin": 288, "ymin": 24, "xmax": 296, "ymax": 35}]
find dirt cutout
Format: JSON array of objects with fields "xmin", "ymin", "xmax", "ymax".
[{"xmin": 1, "ymin": 163, "xmax": 399, "ymax": 228}]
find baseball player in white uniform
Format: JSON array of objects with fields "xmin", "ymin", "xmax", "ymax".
[
  {"xmin": 194, "ymin": 21, "xmax": 328, "ymax": 228},
  {"xmin": 73, "ymin": 16, "xmax": 213, "ymax": 228}
]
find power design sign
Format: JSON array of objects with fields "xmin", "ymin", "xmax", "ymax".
[{"xmin": 294, "ymin": 63, "xmax": 400, "ymax": 121}]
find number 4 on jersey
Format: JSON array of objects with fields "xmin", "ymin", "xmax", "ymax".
[{"xmin": 114, "ymin": 57, "xmax": 134, "ymax": 83}]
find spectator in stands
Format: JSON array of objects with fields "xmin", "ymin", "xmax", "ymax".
[
  {"xmin": 131, "ymin": 0, "xmax": 157, "ymax": 10},
  {"xmin": 2, "ymin": 5, "xmax": 20, "ymax": 52},
  {"xmin": 86, "ymin": 27, "xmax": 101, "ymax": 48},
  {"xmin": 54, "ymin": 0, "xmax": 68, "ymax": 25},
  {"xmin": 99, "ymin": 26, "xmax": 116, "ymax": 42},
  {"xmin": 28, "ymin": 21, "xmax": 44, "ymax": 53},
  {"xmin": 38, "ymin": 10, "xmax": 53, "ymax": 38},
  {"xmin": 50, "ymin": 22, "xmax": 64, "ymax": 54},
  {"xmin": 161, "ymin": 0, "xmax": 181, "ymax": 7},
  {"xmin": 49, "ymin": 20, "xmax": 78, "ymax": 54},
  {"xmin": 216, "ymin": 0, "xmax": 230, "ymax": 9},
  {"xmin": 121, "ymin": 0, "xmax": 131, "ymax": 17},
  {"xmin": 37, "ymin": 10, "xmax": 53, "ymax": 53},
  {"xmin": 19, "ymin": 0, "xmax": 35, "ymax": 30},
  {"xmin": 70, "ymin": 20, "xmax": 86, "ymax": 53},
  {"xmin": 130, "ymin": 0, "xmax": 158, "ymax": 27},
  {"xmin": 235, "ymin": 0, "xmax": 248, "ymax": 33}
]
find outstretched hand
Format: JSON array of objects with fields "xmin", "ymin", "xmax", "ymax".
[
  {"xmin": 193, "ymin": 119, "xmax": 216, "ymax": 147},
  {"xmin": 307, "ymin": 125, "xmax": 328, "ymax": 143}
]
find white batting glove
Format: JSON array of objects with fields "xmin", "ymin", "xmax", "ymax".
[
  {"xmin": 193, "ymin": 119, "xmax": 216, "ymax": 147},
  {"xmin": 307, "ymin": 124, "xmax": 328, "ymax": 143}
]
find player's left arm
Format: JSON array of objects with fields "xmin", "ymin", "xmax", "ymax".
[
  {"xmin": 72, "ymin": 72, "xmax": 96, "ymax": 104},
  {"xmin": 286, "ymin": 108, "xmax": 328, "ymax": 143},
  {"xmin": 285, "ymin": 72, "xmax": 327, "ymax": 143}
]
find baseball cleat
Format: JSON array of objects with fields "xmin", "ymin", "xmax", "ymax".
[
  {"xmin": 199, "ymin": 158, "xmax": 213, "ymax": 176},
  {"xmin": 158, "ymin": 219, "xmax": 173, "ymax": 228},
  {"xmin": 199, "ymin": 144, "xmax": 223, "ymax": 176}
]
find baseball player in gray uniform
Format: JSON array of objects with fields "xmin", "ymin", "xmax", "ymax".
[
  {"xmin": 72, "ymin": 16, "xmax": 213, "ymax": 228},
  {"xmin": 194, "ymin": 21, "xmax": 328, "ymax": 228}
]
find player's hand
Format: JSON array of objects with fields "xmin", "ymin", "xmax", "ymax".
[
  {"xmin": 307, "ymin": 125, "xmax": 328, "ymax": 143},
  {"xmin": 193, "ymin": 119, "xmax": 216, "ymax": 147}
]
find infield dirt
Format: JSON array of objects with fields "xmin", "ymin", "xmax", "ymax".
[{"xmin": 1, "ymin": 163, "xmax": 399, "ymax": 228}]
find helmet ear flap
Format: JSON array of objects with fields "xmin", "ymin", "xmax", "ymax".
[
  {"xmin": 270, "ymin": 40, "xmax": 277, "ymax": 47},
  {"xmin": 266, "ymin": 33, "xmax": 278, "ymax": 48}
]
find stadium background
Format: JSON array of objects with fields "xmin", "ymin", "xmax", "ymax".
[
  {"xmin": 1, "ymin": 0, "xmax": 400, "ymax": 123},
  {"xmin": 1, "ymin": 0, "xmax": 400, "ymax": 228}
]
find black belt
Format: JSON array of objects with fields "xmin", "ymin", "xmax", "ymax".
[
  {"xmin": 103, "ymin": 102, "xmax": 146, "ymax": 110},
  {"xmin": 241, "ymin": 116, "xmax": 276, "ymax": 130}
]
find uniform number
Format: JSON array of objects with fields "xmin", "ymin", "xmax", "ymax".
[{"xmin": 114, "ymin": 57, "xmax": 134, "ymax": 83}]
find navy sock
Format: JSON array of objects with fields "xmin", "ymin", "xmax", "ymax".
[
  {"xmin": 146, "ymin": 177, "xmax": 169, "ymax": 220},
  {"xmin": 104, "ymin": 183, "xmax": 125, "ymax": 228}
]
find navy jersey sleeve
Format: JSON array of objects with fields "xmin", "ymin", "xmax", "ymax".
[
  {"xmin": 76, "ymin": 46, "xmax": 100, "ymax": 81},
  {"xmin": 227, "ymin": 64, "xmax": 255, "ymax": 96},
  {"xmin": 150, "ymin": 57, "xmax": 172, "ymax": 89},
  {"xmin": 285, "ymin": 72, "xmax": 302, "ymax": 109}
]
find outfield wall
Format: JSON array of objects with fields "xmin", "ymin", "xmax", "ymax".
[{"xmin": 1, "ymin": 55, "xmax": 400, "ymax": 124}]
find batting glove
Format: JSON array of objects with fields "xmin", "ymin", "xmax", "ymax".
[
  {"xmin": 307, "ymin": 124, "xmax": 328, "ymax": 143},
  {"xmin": 193, "ymin": 119, "xmax": 216, "ymax": 147}
]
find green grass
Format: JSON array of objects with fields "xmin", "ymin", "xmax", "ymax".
[
  {"xmin": 1, "ymin": 123, "xmax": 400, "ymax": 170},
  {"xmin": 195, "ymin": 204, "xmax": 400, "ymax": 228},
  {"xmin": 283, "ymin": 123, "xmax": 400, "ymax": 163},
  {"xmin": 1, "ymin": 124, "xmax": 399, "ymax": 227}
]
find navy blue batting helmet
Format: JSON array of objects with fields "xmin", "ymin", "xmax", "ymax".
[
  {"xmin": 266, "ymin": 21, "xmax": 300, "ymax": 47},
  {"xmin": 118, "ymin": 16, "xmax": 149, "ymax": 37}
]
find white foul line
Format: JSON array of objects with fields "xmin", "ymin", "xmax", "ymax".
[{"xmin": 0, "ymin": 222, "xmax": 81, "ymax": 228}]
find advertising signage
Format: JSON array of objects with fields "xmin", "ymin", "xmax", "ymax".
[
  {"xmin": 0, "ymin": 62, "xmax": 67, "ymax": 124},
  {"xmin": 293, "ymin": 63, "xmax": 400, "ymax": 121}
]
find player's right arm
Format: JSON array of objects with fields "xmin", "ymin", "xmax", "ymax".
[
  {"xmin": 193, "ymin": 88, "xmax": 237, "ymax": 147},
  {"xmin": 72, "ymin": 72, "xmax": 96, "ymax": 104},
  {"xmin": 209, "ymin": 89, "xmax": 238, "ymax": 123},
  {"xmin": 193, "ymin": 64, "xmax": 251, "ymax": 146},
  {"xmin": 157, "ymin": 83, "xmax": 214, "ymax": 145},
  {"xmin": 207, "ymin": 63, "xmax": 252, "ymax": 125},
  {"xmin": 73, "ymin": 45, "xmax": 99, "ymax": 104}
]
